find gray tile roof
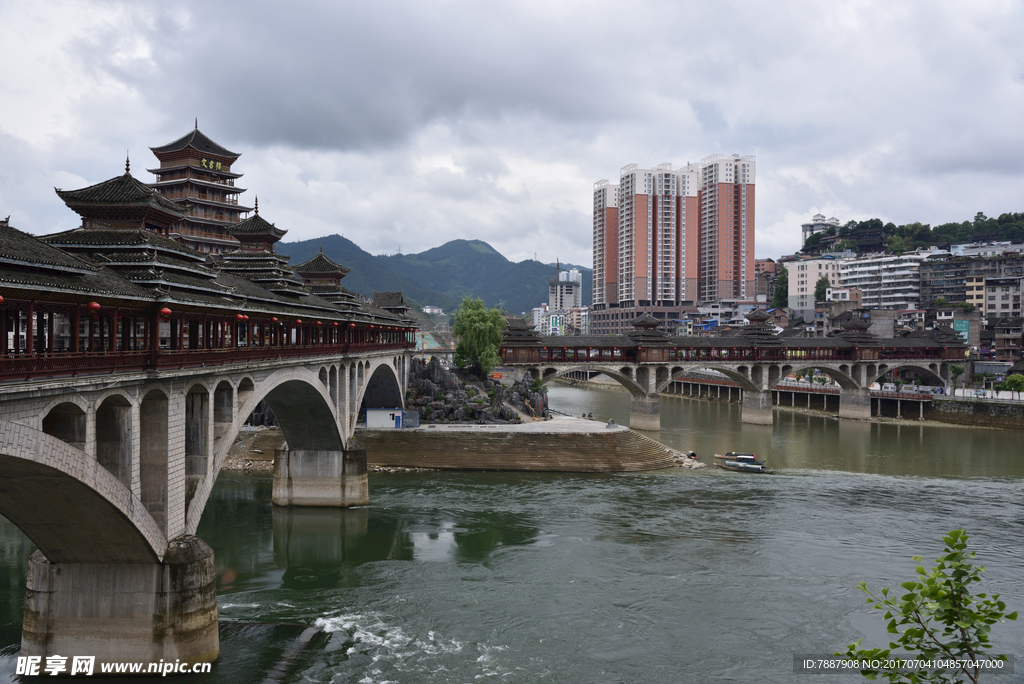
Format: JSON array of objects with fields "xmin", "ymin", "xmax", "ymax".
[
  {"xmin": 150, "ymin": 128, "xmax": 240, "ymax": 158},
  {"xmin": 55, "ymin": 174, "xmax": 186, "ymax": 218}
]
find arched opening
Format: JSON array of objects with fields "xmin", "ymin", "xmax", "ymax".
[
  {"xmin": 361, "ymin": 364, "xmax": 404, "ymax": 413},
  {"xmin": 772, "ymin": 365, "xmax": 858, "ymax": 391},
  {"xmin": 214, "ymin": 381, "xmax": 233, "ymax": 442},
  {"xmin": 95, "ymin": 395, "xmax": 132, "ymax": 488},
  {"xmin": 185, "ymin": 386, "xmax": 209, "ymax": 518},
  {"xmin": 329, "ymin": 366, "xmax": 338, "ymax": 406},
  {"xmin": 349, "ymin": 364, "xmax": 356, "ymax": 411},
  {"xmin": 237, "ymin": 377, "xmax": 254, "ymax": 408},
  {"xmin": 261, "ymin": 380, "xmax": 344, "ymax": 452},
  {"xmin": 42, "ymin": 402, "xmax": 86, "ymax": 452},
  {"xmin": 319, "ymin": 367, "xmax": 329, "ymax": 388},
  {"xmin": 140, "ymin": 390, "xmax": 169, "ymax": 532}
]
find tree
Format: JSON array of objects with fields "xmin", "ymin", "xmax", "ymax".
[
  {"xmin": 1003, "ymin": 374, "xmax": 1024, "ymax": 400},
  {"xmin": 815, "ymin": 275, "xmax": 831, "ymax": 303},
  {"xmin": 950, "ymin": 364, "xmax": 965, "ymax": 388},
  {"xmin": 772, "ymin": 265, "xmax": 789, "ymax": 308},
  {"xmin": 842, "ymin": 530, "xmax": 1016, "ymax": 683},
  {"xmin": 452, "ymin": 297, "xmax": 506, "ymax": 376}
]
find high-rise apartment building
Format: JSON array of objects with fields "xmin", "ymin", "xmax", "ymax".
[
  {"xmin": 699, "ymin": 154, "xmax": 755, "ymax": 302},
  {"xmin": 592, "ymin": 180, "xmax": 619, "ymax": 307},
  {"xmin": 590, "ymin": 155, "xmax": 753, "ymax": 334}
]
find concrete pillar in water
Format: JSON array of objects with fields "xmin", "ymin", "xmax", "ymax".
[
  {"xmin": 839, "ymin": 387, "xmax": 872, "ymax": 420},
  {"xmin": 272, "ymin": 444, "xmax": 368, "ymax": 507},
  {"xmin": 21, "ymin": 536, "xmax": 218, "ymax": 666},
  {"xmin": 629, "ymin": 394, "xmax": 660, "ymax": 431},
  {"xmin": 741, "ymin": 390, "xmax": 773, "ymax": 425}
]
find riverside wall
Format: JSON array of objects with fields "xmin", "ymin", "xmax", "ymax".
[
  {"xmin": 923, "ymin": 399, "xmax": 1024, "ymax": 429},
  {"xmin": 357, "ymin": 421, "xmax": 677, "ymax": 472}
]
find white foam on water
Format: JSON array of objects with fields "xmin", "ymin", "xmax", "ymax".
[{"xmin": 316, "ymin": 612, "xmax": 512, "ymax": 681}]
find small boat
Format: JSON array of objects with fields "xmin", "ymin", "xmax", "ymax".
[{"xmin": 714, "ymin": 452, "xmax": 774, "ymax": 474}]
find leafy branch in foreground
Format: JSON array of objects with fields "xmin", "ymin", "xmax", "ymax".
[{"xmin": 841, "ymin": 530, "xmax": 1016, "ymax": 683}]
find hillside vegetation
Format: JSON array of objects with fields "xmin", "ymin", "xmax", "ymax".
[{"xmin": 277, "ymin": 236, "xmax": 592, "ymax": 315}]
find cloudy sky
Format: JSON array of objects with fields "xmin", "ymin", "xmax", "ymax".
[{"xmin": 2, "ymin": 0, "xmax": 1023, "ymax": 266}]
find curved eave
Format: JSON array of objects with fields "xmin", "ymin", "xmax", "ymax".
[
  {"xmin": 182, "ymin": 196, "xmax": 253, "ymax": 212},
  {"xmin": 149, "ymin": 177, "xmax": 248, "ymax": 194}
]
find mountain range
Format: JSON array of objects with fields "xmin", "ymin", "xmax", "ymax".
[{"xmin": 276, "ymin": 235, "xmax": 592, "ymax": 316}]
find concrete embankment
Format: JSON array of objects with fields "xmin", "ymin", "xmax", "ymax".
[
  {"xmin": 924, "ymin": 399, "xmax": 1024, "ymax": 429},
  {"xmin": 357, "ymin": 416, "xmax": 679, "ymax": 472}
]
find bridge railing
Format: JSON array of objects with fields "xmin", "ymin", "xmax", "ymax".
[{"xmin": 0, "ymin": 341, "xmax": 414, "ymax": 380}]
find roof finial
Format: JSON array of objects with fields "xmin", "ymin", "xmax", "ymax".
[
  {"xmin": 125, "ymin": 151, "xmax": 130, "ymax": 175},
  {"xmin": 319, "ymin": 245, "xmax": 323, "ymax": 254},
  {"xmin": 195, "ymin": 117, "xmax": 198, "ymax": 130},
  {"xmin": 254, "ymin": 196, "xmax": 258, "ymax": 215}
]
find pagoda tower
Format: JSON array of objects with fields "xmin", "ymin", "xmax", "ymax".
[
  {"xmin": 219, "ymin": 202, "xmax": 308, "ymax": 297},
  {"xmin": 148, "ymin": 125, "xmax": 253, "ymax": 254}
]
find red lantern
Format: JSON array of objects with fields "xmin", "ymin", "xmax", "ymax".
[
  {"xmin": 316, "ymin": 320, "xmax": 322, "ymax": 326},
  {"xmin": 87, "ymin": 302, "xmax": 101, "ymax": 313},
  {"xmin": 235, "ymin": 314, "xmax": 245, "ymax": 321},
  {"xmin": 332, "ymin": 321, "xmax": 339, "ymax": 327},
  {"xmin": 0, "ymin": 295, "xmax": 5, "ymax": 304},
  {"xmin": 295, "ymin": 319, "xmax": 302, "ymax": 325},
  {"xmin": 271, "ymin": 317, "xmax": 279, "ymax": 323},
  {"xmin": 159, "ymin": 307, "xmax": 172, "ymax": 322}
]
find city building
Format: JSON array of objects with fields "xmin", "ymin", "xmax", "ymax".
[
  {"xmin": 787, "ymin": 252, "xmax": 856, "ymax": 320},
  {"xmin": 590, "ymin": 154, "xmax": 754, "ymax": 334},
  {"xmin": 801, "ymin": 214, "xmax": 841, "ymax": 246},
  {"xmin": 754, "ymin": 258, "xmax": 776, "ymax": 298},
  {"xmin": 983, "ymin": 277, "xmax": 1023, "ymax": 320},
  {"xmin": 549, "ymin": 267, "xmax": 582, "ymax": 309},
  {"xmin": 919, "ymin": 251, "xmax": 1024, "ymax": 307},
  {"xmin": 838, "ymin": 250, "xmax": 938, "ymax": 310},
  {"xmin": 148, "ymin": 127, "xmax": 253, "ymax": 254}
]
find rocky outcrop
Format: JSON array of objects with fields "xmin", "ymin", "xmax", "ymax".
[{"xmin": 407, "ymin": 357, "xmax": 548, "ymax": 423}]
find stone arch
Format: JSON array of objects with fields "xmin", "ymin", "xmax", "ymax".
[
  {"xmin": 184, "ymin": 385, "xmax": 210, "ymax": 520},
  {"xmin": 658, "ymin": 365, "xmax": 760, "ymax": 393},
  {"xmin": 0, "ymin": 420, "xmax": 164, "ymax": 563},
  {"xmin": 772, "ymin": 364, "xmax": 859, "ymax": 390},
  {"xmin": 532, "ymin": 364, "xmax": 646, "ymax": 396},
  {"xmin": 42, "ymin": 402, "xmax": 87, "ymax": 452},
  {"xmin": 213, "ymin": 380, "xmax": 234, "ymax": 443},
  {"xmin": 140, "ymin": 389, "xmax": 170, "ymax": 534},
  {"xmin": 319, "ymin": 366, "xmax": 329, "ymax": 388},
  {"xmin": 358, "ymin": 361, "xmax": 404, "ymax": 411},
  {"xmin": 187, "ymin": 367, "xmax": 342, "ymax": 533},
  {"xmin": 866, "ymin": 362, "xmax": 946, "ymax": 387},
  {"xmin": 237, "ymin": 376, "xmax": 254, "ymax": 407},
  {"xmin": 95, "ymin": 394, "xmax": 132, "ymax": 488},
  {"xmin": 329, "ymin": 365, "xmax": 338, "ymax": 407}
]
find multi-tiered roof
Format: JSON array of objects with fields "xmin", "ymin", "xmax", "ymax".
[{"xmin": 148, "ymin": 126, "xmax": 253, "ymax": 254}]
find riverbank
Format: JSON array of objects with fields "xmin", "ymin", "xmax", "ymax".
[{"xmin": 358, "ymin": 415, "xmax": 700, "ymax": 472}]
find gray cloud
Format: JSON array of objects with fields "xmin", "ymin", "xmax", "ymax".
[{"xmin": 2, "ymin": 0, "xmax": 1024, "ymax": 267}]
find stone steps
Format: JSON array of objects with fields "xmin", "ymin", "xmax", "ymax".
[{"xmin": 359, "ymin": 428, "xmax": 676, "ymax": 472}]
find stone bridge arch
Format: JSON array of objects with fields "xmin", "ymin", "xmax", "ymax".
[
  {"xmin": 0, "ymin": 420, "xmax": 164, "ymax": 563},
  {"xmin": 186, "ymin": 367, "xmax": 345, "ymax": 532},
  {"xmin": 531, "ymin": 365, "xmax": 646, "ymax": 395},
  {"xmin": 769, "ymin": 364, "xmax": 860, "ymax": 390},
  {"xmin": 657, "ymin": 365, "xmax": 760, "ymax": 394},
  {"xmin": 356, "ymin": 360, "xmax": 405, "ymax": 418},
  {"xmin": 867, "ymin": 362, "xmax": 948, "ymax": 387}
]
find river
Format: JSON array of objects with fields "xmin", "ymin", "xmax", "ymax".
[{"xmin": 0, "ymin": 385, "xmax": 1021, "ymax": 683}]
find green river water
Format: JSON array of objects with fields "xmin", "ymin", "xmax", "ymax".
[{"xmin": 0, "ymin": 385, "xmax": 1022, "ymax": 683}]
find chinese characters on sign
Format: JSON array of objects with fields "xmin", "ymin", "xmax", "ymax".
[{"xmin": 199, "ymin": 158, "xmax": 223, "ymax": 171}]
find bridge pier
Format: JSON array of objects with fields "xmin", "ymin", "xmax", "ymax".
[
  {"xmin": 741, "ymin": 390, "xmax": 774, "ymax": 425},
  {"xmin": 272, "ymin": 444, "xmax": 368, "ymax": 507},
  {"xmin": 838, "ymin": 387, "xmax": 872, "ymax": 420},
  {"xmin": 629, "ymin": 395, "xmax": 660, "ymax": 432},
  {"xmin": 21, "ymin": 536, "xmax": 219, "ymax": 666}
]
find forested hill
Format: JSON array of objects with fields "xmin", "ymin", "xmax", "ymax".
[
  {"xmin": 803, "ymin": 212, "xmax": 1024, "ymax": 254},
  {"xmin": 276, "ymin": 235, "xmax": 592, "ymax": 315}
]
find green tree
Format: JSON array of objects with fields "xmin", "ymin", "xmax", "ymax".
[
  {"xmin": 772, "ymin": 265, "xmax": 789, "ymax": 308},
  {"xmin": 452, "ymin": 297, "xmax": 506, "ymax": 376},
  {"xmin": 950, "ymin": 364, "xmax": 965, "ymax": 388},
  {"xmin": 842, "ymin": 530, "xmax": 1016, "ymax": 683},
  {"xmin": 1003, "ymin": 374, "xmax": 1024, "ymax": 400},
  {"xmin": 814, "ymin": 275, "xmax": 831, "ymax": 303}
]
